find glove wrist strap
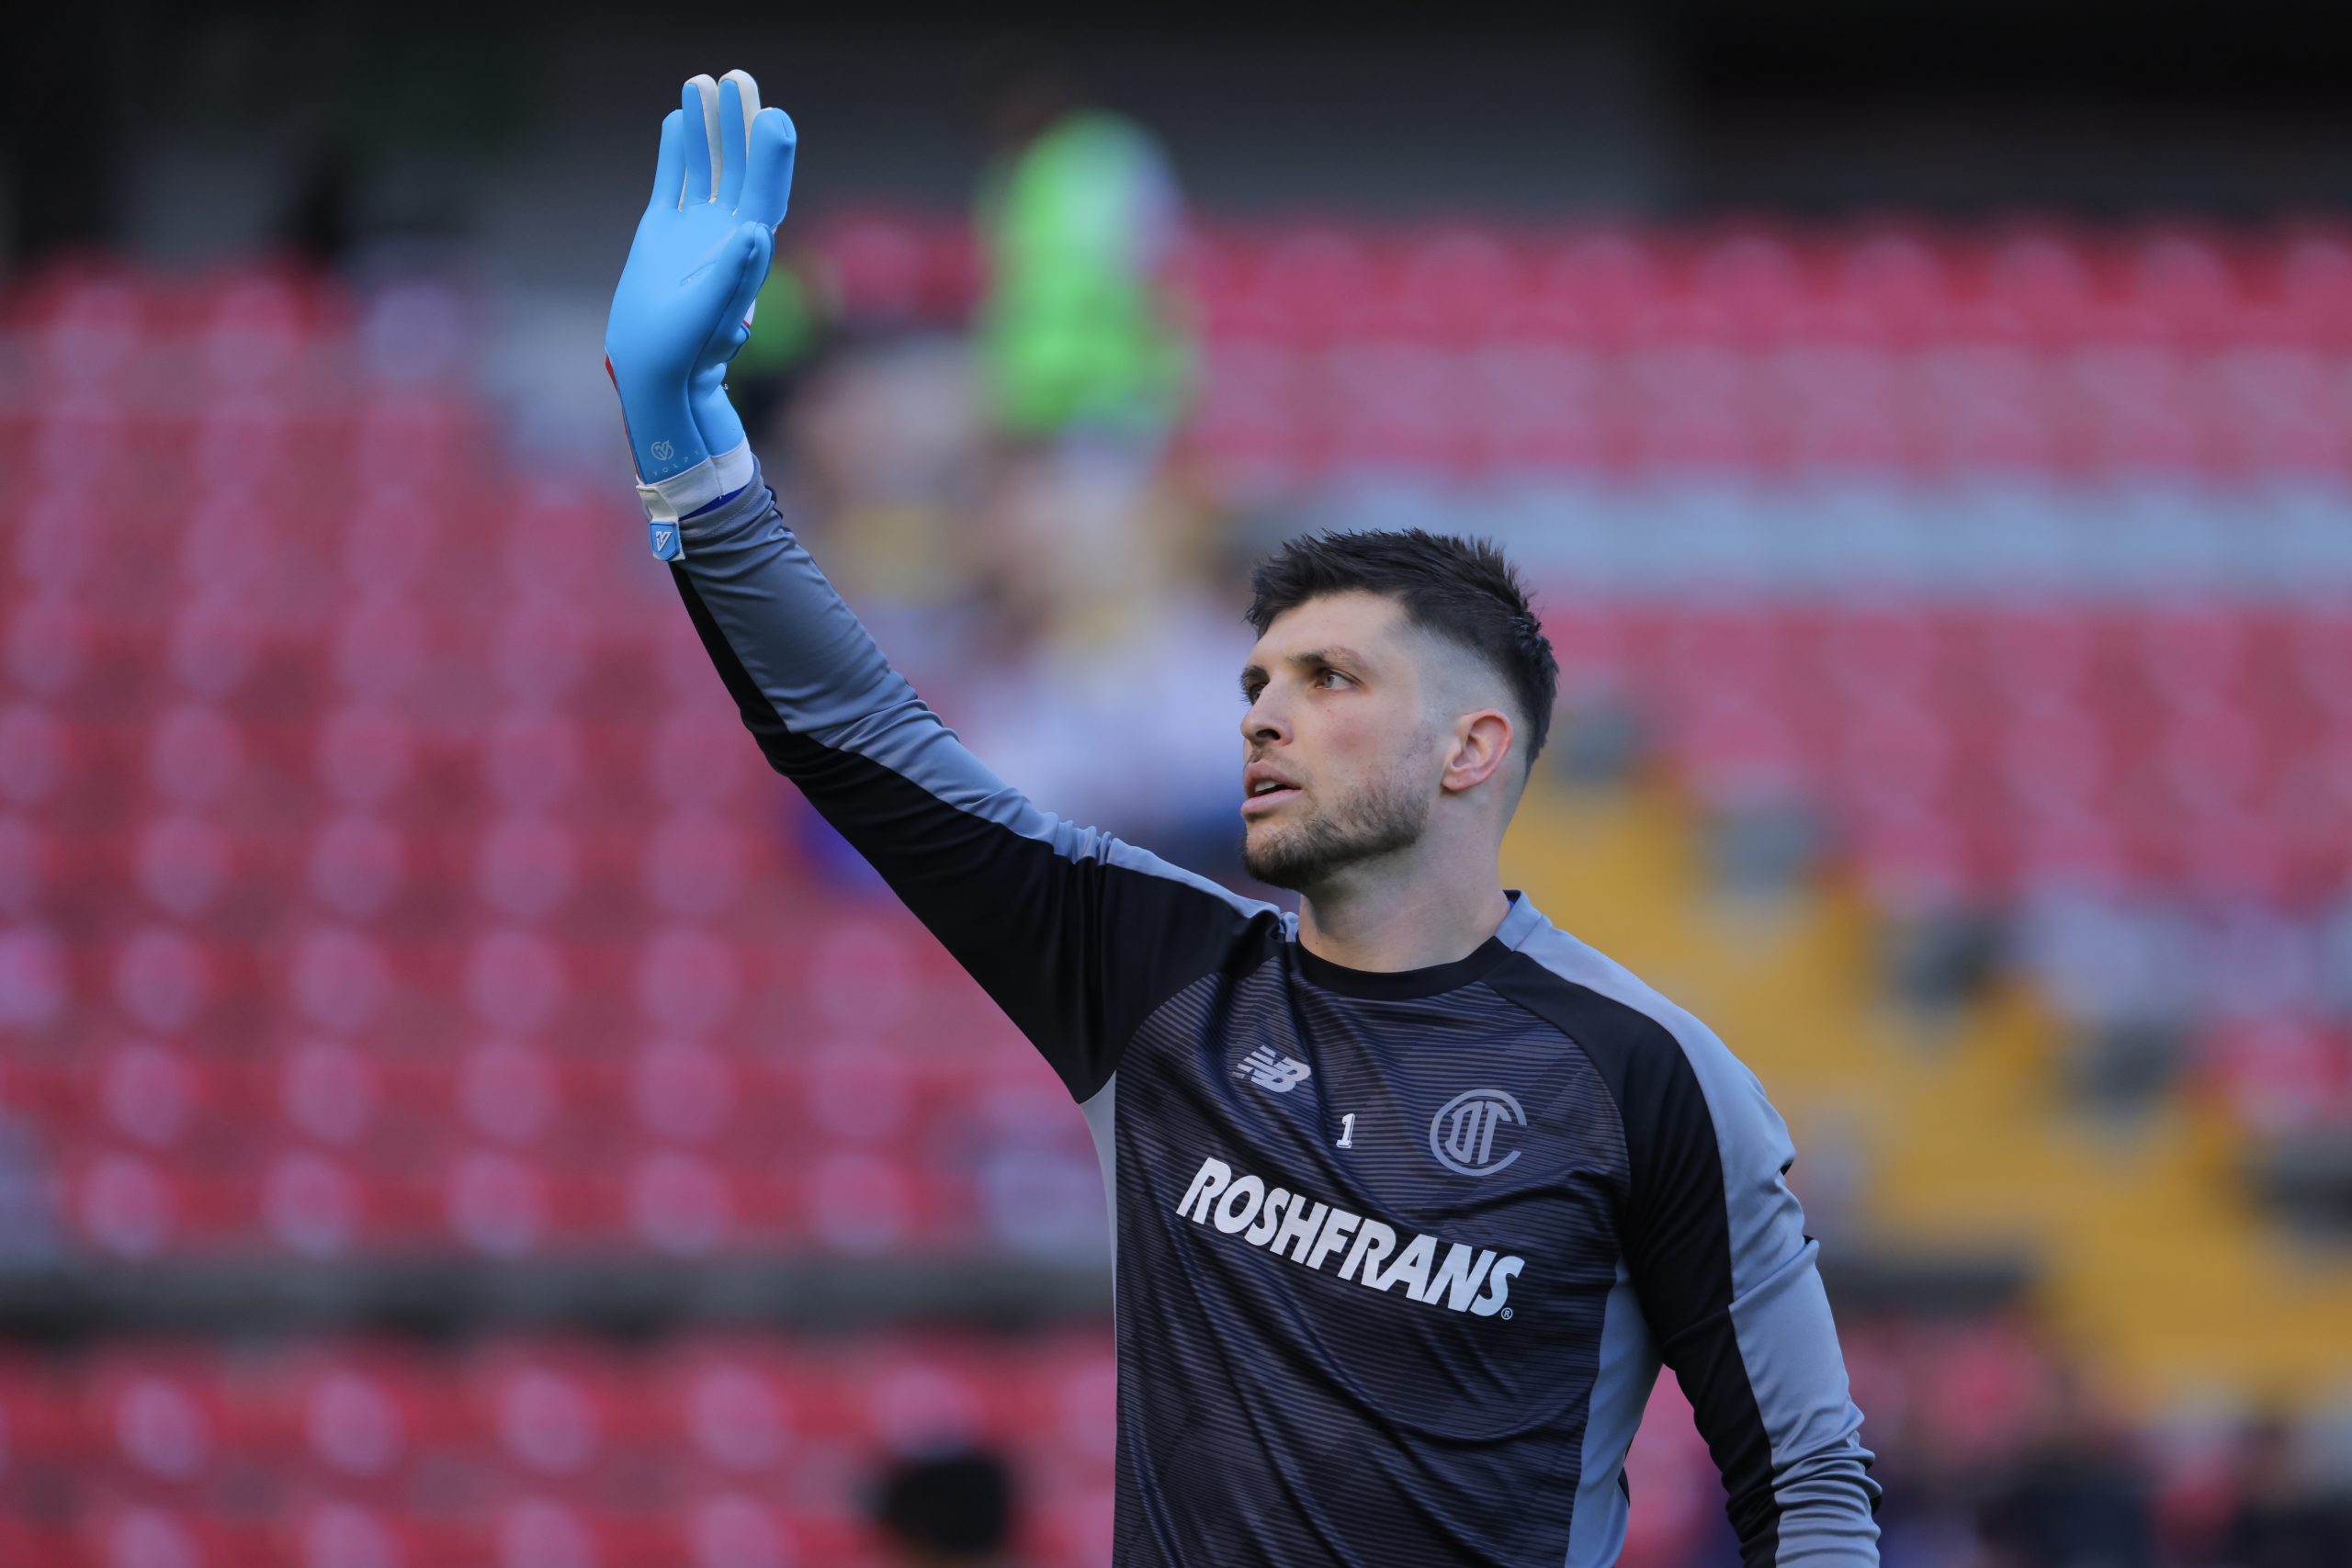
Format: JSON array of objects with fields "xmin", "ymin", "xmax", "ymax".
[{"xmin": 635, "ymin": 439, "xmax": 753, "ymax": 558}]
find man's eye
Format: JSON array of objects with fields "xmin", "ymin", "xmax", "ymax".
[{"xmin": 1317, "ymin": 670, "xmax": 1349, "ymax": 688}]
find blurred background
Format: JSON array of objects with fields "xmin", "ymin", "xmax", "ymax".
[{"xmin": 4, "ymin": 3, "xmax": 2352, "ymax": 1564}]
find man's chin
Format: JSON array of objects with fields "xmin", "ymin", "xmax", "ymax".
[{"xmin": 1239, "ymin": 823, "xmax": 1325, "ymax": 891}]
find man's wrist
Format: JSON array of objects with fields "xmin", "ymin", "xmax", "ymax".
[
  {"xmin": 607, "ymin": 359, "xmax": 711, "ymax": 479},
  {"xmin": 634, "ymin": 438, "xmax": 754, "ymax": 558}
]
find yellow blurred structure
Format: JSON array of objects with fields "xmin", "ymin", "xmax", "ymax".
[{"xmin": 1505, "ymin": 772, "xmax": 2352, "ymax": 1418}]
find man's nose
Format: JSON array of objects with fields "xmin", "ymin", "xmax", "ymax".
[{"xmin": 1240, "ymin": 693, "xmax": 1287, "ymax": 746}]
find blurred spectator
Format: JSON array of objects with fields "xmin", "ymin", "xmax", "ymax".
[
  {"xmin": 732, "ymin": 241, "xmax": 843, "ymax": 459},
  {"xmin": 1977, "ymin": 1363, "xmax": 2156, "ymax": 1568},
  {"xmin": 0, "ymin": 1111, "xmax": 61, "ymax": 1267},
  {"xmin": 2213, "ymin": 1416, "xmax": 2352, "ymax": 1568},
  {"xmin": 967, "ymin": 39, "xmax": 1192, "ymax": 444},
  {"xmin": 871, "ymin": 1446, "xmax": 1023, "ymax": 1567},
  {"xmin": 2010, "ymin": 889, "xmax": 2195, "ymax": 1115}
]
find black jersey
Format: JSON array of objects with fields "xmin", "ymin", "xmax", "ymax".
[{"xmin": 667, "ymin": 463, "xmax": 1880, "ymax": 1566}]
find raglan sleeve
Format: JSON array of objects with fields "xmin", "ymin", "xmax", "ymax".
[
  {"xmin": 1619, "ymin": 1016, "xmax": 1883, "ymax": 1567},
  {"xmin": 661, "ymin": 459, "xmax": 1274, "ymax": 1101}
]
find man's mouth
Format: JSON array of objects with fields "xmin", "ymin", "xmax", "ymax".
[{"xmin": 1241, "ymin": 782, "xmax": 1302, "ymax": 818}]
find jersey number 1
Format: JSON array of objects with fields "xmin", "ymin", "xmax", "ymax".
[{"xmin": 1336, "ymin": 1112, "xmax": 1355, "ymax": 1149}]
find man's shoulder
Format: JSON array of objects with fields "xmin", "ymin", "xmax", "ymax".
[{"xmin": 1487, "ymin": 907, "xmax": 1770, "ymax": 1134}]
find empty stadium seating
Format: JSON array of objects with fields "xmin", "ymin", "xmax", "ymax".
[
  {"xmin": 5, "ymin": 236, "xmax": 2352, "ymax": 1247},
  {"xmin": 0, "ymin": 1317, "xmax": 2077, "ymax": 1568},
  {"xmin": 0, "ymin": 1331, "xmax": 1118, "ymax": 1567},
  {"xmin": 3, "ymin": 231, "xmax": 2349, "ymax": 1432}
]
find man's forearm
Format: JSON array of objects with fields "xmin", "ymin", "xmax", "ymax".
[
  {"xmin": 663, "ymin": 456, "xmax": 1271, "ymax": 1100},
  {"xmin": 668, "ymin": 463, "xmax": 940, "ymax": 777}
]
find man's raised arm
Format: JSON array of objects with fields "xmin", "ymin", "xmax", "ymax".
[{"xmin": 602, "ymin": 70, "xmax": 1276, "ymax": 1102}]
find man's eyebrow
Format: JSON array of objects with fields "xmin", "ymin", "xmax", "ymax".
[{"xmin": 1238, "ymin": 647, "xmax": 1374, "ymax": 694}]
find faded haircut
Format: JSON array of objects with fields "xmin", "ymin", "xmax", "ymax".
[{"xmin": 1243, "ymin": 528, "xmax": 1561, "ymax": 780}]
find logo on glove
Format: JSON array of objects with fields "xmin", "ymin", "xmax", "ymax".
[{"xmin": 651, "ymin": 439, "xmax": 674, "ymax": 461}]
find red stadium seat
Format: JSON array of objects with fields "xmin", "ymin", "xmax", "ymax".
[
  {"xmin": 2199, "ymin": 1017, "xmax": 2352, "ymax": 1136},
  {"xmin": 451, "ymin": 1041, "xmax": 569, "ymax": 1150},
  {"xmin": 8, "ymin": 592, "xmax": 95, "ymax": 699},
  {"xmin": 28, "ymin": 273, "xmax": 150, "ymax": 392},
  {"xmin": 2131, "ymin": 231, "xmax": 2248, "ymax": 345},
  {"xmin": 442, "ymin": 1150, "xmax": 558, "ymax": 1259},
  {"xmin": 1470, "ymin": 344, "xmax": 1609, "ymax": 470},
  {"xmin": 108, "ymin": 927, "xmax": 215, "ymax": 1037},
  {"xmin": 332, "ymin": 594, "xmax": 431, "ymax": 705},
  {"xmin": 0, "ymin": 704, "xmax": 74, "ymax": 809},
  {"xmin": 492, "ymin": 601, "xmax": 594, "ymax": 710},
  {"xmin": 91, "ymin": 1043, "xmax": 205, "ymax": 1152},
  {"xmin": 618, "ymin": 1039, "xmax": 741, "ymax": 1147},
  {"xmin": 282, "ymin": 1500, "xmax": 413, "ymax": 1568},
  {"xmin": 0, "ymin": 814, "xmax": 49, "ymax": 919},
  {"xmin": 273, "ymin": 1038, "xmax": 383, "ymax": 1147},
  {"xmin": 1689, "ymin": 228, "xmax": 1815, "ymax": 346},
  {"xmin": 620, "ymin": 1150, "xmax": 747, "ymax": 1257},
  {"xmin": 130, "ymin": 814, "xmax": 232, "ymax": 920},
  {"xmin": 305, "ymin": 814, "xmax": 407, "ymax": 921},
  {"xmin": 2206, "ymin": 345, "xmax": 2346, "ymax": 470},
  {"xmin": 481, "ymin": 712, "xmax": 584, "ymax": 813},
  {"xmin": 284, "ymin": 927, "xmax": 394, "ymax": 1035},
  {"xmin": 801, "ymin": 1151, "xmax": 924, "ymax": 1257},
  {"xmin": 472, "ymin": 818, "xmax": 580, "ymax": 923},
  {"xmin": 285, "ymin": 1359, "xmax": 419, "ymax": 1483},
  {"xmin": 811, "ymin": 212, "xmax": 937, "ymax": 324},
  {"xmin": 2278, "ymin": 233, "xmax": 2352, "ymax": 347},
  {"xmin": 164, "ymin": 590, "xmax": 263, "ymax": 703},
  {"xmin": 463, "ymin": 928, "xmax": 572, "ymax": 1035},
  {"xmin": 1836, "ymin": 228, "xmax": 1956, "ymax": 343},
  {"xmin": 676, "ymin": 1491, "xmax": 802, "ymax": 1568},
  {"xmin": 1768, "ymin": 344, "xmax": 1907, "ymax": 469},
  {"xmin": 637, "ymin": 812, "xmax": 752, "ymax": 920},
  {"xmin": 1913, "ymin": 343, "xmax": 2062, "ymax": 469},
  {"xmin": 338, "ymin": 488, "xmax": 445, "ymax": 600},
  {"xmin": 660, "ymin": 1349, "xmax": 800, "ymax": 1479},
  {"xmin": 634, "ymin": 929, "xmax": 742, "ymax": 1036},
  {"xmin": 90, "ymin": 1359, "xmax": 225, "ymax": 1488},
  {"xmin": 1249, "ymin": 229, "xmax": 1380, "ymax": 347},
  {"xmin": 144, "ymin": 705, "xmax": 245, "ymax": 811},
  {"xmin": 1386, "ymin": 228, "xmax": 1522, "ymax": 346},
  {"xmin": 256, "ymin": 1148, "xmax": 372, "ymax": 1259},
  {"xmin": 312, "ymin": 707, "xmax": 417, "ymax": 809},
  {"xmin": 1982, "ymin": 230, "xmax": 2106, "ymax": 344},
  {"xmin": 1523, "ymin": 230, "xmax": 1667, "ymax": 348}
]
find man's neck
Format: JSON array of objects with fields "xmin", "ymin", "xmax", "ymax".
[{"xmin": 1295, "ymin": 863, "xmax": 1512, "ymax": 974}]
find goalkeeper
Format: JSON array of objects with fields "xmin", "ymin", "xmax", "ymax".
[{"xmin": 605, "ymin": 70, "xmax": 1880, "ymax": 1568}]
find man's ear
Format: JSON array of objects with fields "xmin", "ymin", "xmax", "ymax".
[{"xmin": 1440, "ymin": 709, "xmax": 1514, "ymax": 795}]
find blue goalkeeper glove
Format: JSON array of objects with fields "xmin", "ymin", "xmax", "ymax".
[{"xmin": 605, "ymin": 69, "xmax": 797, "ymax": 557}]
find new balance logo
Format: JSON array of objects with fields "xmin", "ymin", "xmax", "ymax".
[{"xmin": 1236, "ymin": 1047, "xmax": 1311, "ymax": 1093}]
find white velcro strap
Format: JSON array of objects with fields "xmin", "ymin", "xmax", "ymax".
[{"xmin": 633, "ymin": 439, "xmax": 754, "ymax": 525}]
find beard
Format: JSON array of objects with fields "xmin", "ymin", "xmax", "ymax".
[{"xmin": 1239, "ymin": 752, "xmax": 1436, "ymax": 892}]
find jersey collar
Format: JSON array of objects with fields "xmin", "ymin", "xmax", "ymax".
[{"xmin": 1290, "ymin": 889, "xmax": 1539, "ymax": 1000}]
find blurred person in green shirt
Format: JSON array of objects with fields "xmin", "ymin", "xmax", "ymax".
[{"xmin": 969, "ymin": 39, "xmax": 1193, "ymax": 445}]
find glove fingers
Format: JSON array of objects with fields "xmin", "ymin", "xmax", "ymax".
[
  {"xmin": 716, "ymin": 222, "xmax": 774, "ymax": 348},
  {"xmin": 681, "ymin": 74, "xmax": 720, "ymax": 202},
  {"xmin": 717, "ymin": 69, "xmax": 758, "ymax": 210},
  {"xmin": 643, "ymin": 108, "xmax": 687, "ymax": 214},
  {"xmin": 740, "ymin": 107, "xmax": 797, "ymax": 231}
]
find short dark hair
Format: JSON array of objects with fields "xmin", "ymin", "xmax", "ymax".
[{"xmin": 1244, "ymin": 529, "xmax": 1560, "ymax": 780}]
